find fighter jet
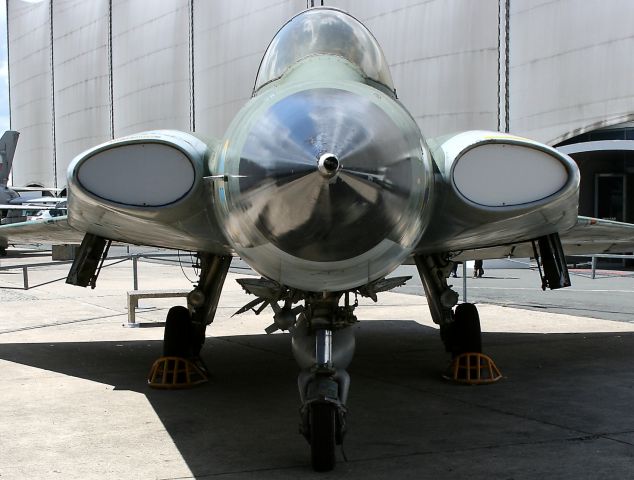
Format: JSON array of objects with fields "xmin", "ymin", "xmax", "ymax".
[
  {"xmin": 0, "ymin": 131, "xmax": 21, "ymax": 219},
  {"xmin": 2, "ymin": 7, "xmax": 634, "ymax": 471},
  {"xmin": 0, "ymin": 131, "xmax": 66, "ymax": 241},
  {"xmin": 0, "ymin": 130, "xmax": 63, "ymax": 199}
]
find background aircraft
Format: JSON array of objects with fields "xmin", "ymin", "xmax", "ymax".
[
  {"xmin": 2, "ymin": 7, "xmax": 634, "ymax": 471},
  {"xmin": 0, "ymin": 131, "xmax": 20, "ymax": 208},
  {"xmin": 0, "ymin": 131, "xmax": 65, "ymax": 241}
]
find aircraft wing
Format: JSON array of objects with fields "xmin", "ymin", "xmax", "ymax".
[
  {"xmin": 10, "ymin": 187, "xmax": 64, "ymax": 192},
  {"xmin": 0, "ymin": 205, "xmax": 60, "ymax": 210},
  {"xmin": 451, "ymin": 216, "xmax": 634, "ymax": 261},
  {"xmin": 0, "ymin": 215, "xmax": 84, "ymax": 245}
]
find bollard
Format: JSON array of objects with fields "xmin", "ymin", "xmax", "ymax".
[
  {"xmin": 22, "ymin": 266, "xmax": 29, "ymax": 290},
  {"xmin": 132, "ymin": 255, "xmax": 139, "ymax": 290},
  {"xmin": 462, "ymin": 262, "xmax": 467, "ymax": 303}
]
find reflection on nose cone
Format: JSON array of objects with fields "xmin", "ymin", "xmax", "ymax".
[{"xmin": 236, "ymin": 88, "xmax": 424, "ymax": 263}]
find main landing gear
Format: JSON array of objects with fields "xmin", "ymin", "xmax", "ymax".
[
  {"xmin": 414, "ymin": 254, "xmax": 502, "ymax": 384},
  {"xmin": 413, "ymin": 234, "xmax": 570, "ymax": 384},
  {"xmin": 148, "ymin": 253, "xmax": 231, "ymax": 389}
]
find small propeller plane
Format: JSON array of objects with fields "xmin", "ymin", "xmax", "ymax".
[{"xmin": 2, "ymin": 7, "xmax": 634, "ymax": 471}]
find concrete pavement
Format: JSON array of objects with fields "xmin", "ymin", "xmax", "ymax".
[{"xmin": 2, "ymin": 250, "xmax": 634, "ymax": 478}]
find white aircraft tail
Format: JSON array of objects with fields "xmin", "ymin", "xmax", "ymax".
[{"xmin": 0, "ymin": 131, "xmax": 19, "ymax": 187}]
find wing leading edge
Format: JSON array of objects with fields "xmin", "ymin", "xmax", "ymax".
[{"xmin": 450, "ymin": 216, "xmax": 634, "ymax": 262}]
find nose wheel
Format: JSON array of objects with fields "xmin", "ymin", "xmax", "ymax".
[{"xmin": 309, "ymin": 402, "xmax": 337, "ymax": 472}]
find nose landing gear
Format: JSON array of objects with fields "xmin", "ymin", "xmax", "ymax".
[
  {"xmin": 293, "ymin": 294, "xmax": 356, "ymax": 472},
  {"xmin": 233, "ymin": 276, "xmax": 408, "ymax": 471}
]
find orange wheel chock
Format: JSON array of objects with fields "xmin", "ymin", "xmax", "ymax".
[
  {"xmin": 443, "ymin": 352, "xmax": 502, "ymax": 385},
  {"xmin": 147, "ymin": 356, "xmax": 209, "ymax": 389}
]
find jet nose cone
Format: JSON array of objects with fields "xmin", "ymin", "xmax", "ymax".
[{"xmin": 234, "ymin": 87, "xmax": 428, "ymax": 263}]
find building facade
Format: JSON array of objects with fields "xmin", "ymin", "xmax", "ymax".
[{"xmin": 7, "ymin": 0, "xmax": 634, "ymax": 221}]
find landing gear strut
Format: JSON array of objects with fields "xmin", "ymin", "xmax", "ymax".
[
  {"xmin": 186, "ymin": 253, "xmax": 232, "ymax": 357},
  {"xmin": 414, "ymin": 254, "xmax": 460, "ymax": 352}
]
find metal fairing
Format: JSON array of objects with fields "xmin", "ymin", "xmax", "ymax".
[
  {"xmin": 212, "ymin": 53, "xmax": 433, "ymax": 292},
  {"xmin": 66, "ymin": 130, "xmax": 231, "ymax": 254}
]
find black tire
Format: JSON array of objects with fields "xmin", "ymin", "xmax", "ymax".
[
  {"xmin": 310, "ymin": 403, "xmax": 336, "ymax": 472},
  {"xmin": 0, "ymin": 247, "xmax": 7, "ymax": 257},
  {"xmin": 450, "ymin": 303, "xmax": 482, "ymax": 356},
  {"xmin": 190, "ymin": 322, "xmax": 206, "ymax": 358},
  {"xmin": 163, "ymin": 306, "xmax": 193, "ymax": 357}
]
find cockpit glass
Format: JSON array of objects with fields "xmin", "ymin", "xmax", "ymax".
[{"xmin": 254, "ymin": 8, "xmax": 394, "ymax": 93}]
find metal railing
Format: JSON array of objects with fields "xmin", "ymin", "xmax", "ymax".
[
  {"xmin": 0, "ymin": 252, "xmax": 187, "ymax": 290},
  {"xmin": 2, "ymin": 251, "xmax": 633, "ymax": 292},
  {"xmin": 590, "ymin": 254, "xmax": 634, "ymax": 279}
]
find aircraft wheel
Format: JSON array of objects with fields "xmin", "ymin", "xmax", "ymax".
[
  {"xmin": 310, "ymin": 403, "xmax": 336, "ymax": 472},
  {"xmin": 163, "ymin": 306, "xmax": 193, "ymax": 358},
  {"xmin": 452, "ymin": 303, "xmax": 482, "ymax": 355},
  {"xmin": 190, "ymin": 323, "xmax": 206, "ymax": 358}
]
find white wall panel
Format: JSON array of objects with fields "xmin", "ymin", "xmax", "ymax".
[
  {"xmin": 510, "ymin": 0, "xmax": 634, "ymax": 145},
  {"xmin": 8, "ymin": 0, "xmax": 54, "ymax": 186},
  {"xmin": 10, "ymin": 0, "xmax": 634, "ymax": 178},
  {"xmin": 53, "ymin": 0, "xmax": 110, "ymax": 187},
  {"xmin": 330, "ymin": 0, "xmax": 499, "ymax": 138},
  {"xmin": 193, "ymin": 0, "xmax": 304, "ymax": 138},
  {"xmin": 112, "ymin": 0, "xmax": 190, "ymax": 137}
]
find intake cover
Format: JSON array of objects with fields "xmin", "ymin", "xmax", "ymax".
[{"xmin": 75, "ymin": 141, "xmax": 196, "ymax": 207}]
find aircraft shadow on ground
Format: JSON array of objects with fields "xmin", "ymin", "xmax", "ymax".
[{"xmin": 2, "ymin": 321, "xmax": 634, "ymax": 476}]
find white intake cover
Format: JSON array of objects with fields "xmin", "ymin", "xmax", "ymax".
[
  {"xmin": 444, "ymin": 131, "xmax": 573, "ymax": 208},
  {"xmin": 76, "ymin": 143, "xmax": 195, "ymax": 207},
  {"xmin": 453, "ymin": 143, "xmax": 568, "ymax": 207}
]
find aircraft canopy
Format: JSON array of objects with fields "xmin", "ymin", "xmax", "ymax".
[{"xmin": 254, "ymin": 8, "xmax": 394, "ymax": 93}]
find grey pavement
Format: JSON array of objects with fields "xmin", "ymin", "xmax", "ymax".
[
  {"xmin": 395, "ymin": 263, "xmax": 634, "ymax": 323},
  {"xmin": 1, "ymin": 248, "xmax": 634, "ymax": 478}
]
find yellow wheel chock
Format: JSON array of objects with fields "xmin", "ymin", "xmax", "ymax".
[
  {"xmin": 443, "ymin": 352, "xmax": 502, "ymax": 385},
  {"xmin": 147, "ymin": 356, "xmax": 209, "ymax": 389}
]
